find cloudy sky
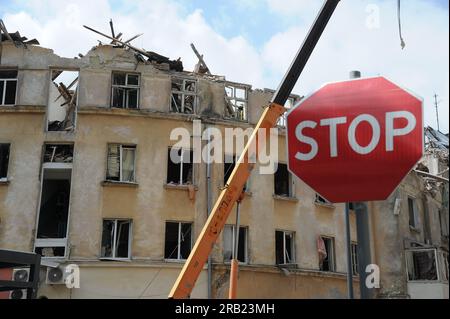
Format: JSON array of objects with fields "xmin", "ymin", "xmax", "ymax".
[{"xmin": 1, "ymin": 0, "xmax": 448, "ymax": 132}]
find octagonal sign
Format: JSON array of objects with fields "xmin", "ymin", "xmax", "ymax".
[{"xmin": 286, "ymin": 77, "xmax": 423, "ymax": 203}]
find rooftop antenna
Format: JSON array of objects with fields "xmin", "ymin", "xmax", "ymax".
[{"xmin": 434, "ymin": 93, "xmax": 441, "ymax": 132}]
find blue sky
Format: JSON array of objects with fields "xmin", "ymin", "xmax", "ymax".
[{"xmin": 1, "ymin": 0, "xmax": 449, "ymax": 132}]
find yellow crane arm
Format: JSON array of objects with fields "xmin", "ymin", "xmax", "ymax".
[{"xmin": 168, "ymin": 103, "xmax": 285, "ymax": 299}]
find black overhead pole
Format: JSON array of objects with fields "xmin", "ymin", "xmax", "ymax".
[{"xmin": 271, "ymin": 0, "xmax": 340, "ymax": 106}]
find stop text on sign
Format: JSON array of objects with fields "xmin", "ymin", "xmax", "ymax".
[{"xmin": 295, "ymin": 111, "xmax": 416, "ymax": 161}]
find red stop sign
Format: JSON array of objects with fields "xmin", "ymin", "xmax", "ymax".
[{"xmin": 286, "ymin": 77, "xmax": 423, "ymax": 203}]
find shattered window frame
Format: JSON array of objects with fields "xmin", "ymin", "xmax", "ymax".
[
  {"xmin": 0, "ymin": 69, "xmax": 18, "ymax": 106},
  {"xmin": 277, "ymin": 96, "xmax": 296, "ymax": 128},
  {"xmin": 166, "ymin": 147, "xmax": 194, "ymax": 186},
  {"xmin": 225, "ymin": 84, "xmax": 248, "ymax": 122},
  {"xmin": 315, "ymin": 194, "xmax": 333, "ymax": 206},
  {"xmin": 106, "ymin": 144, "xmax": 136, "ymax": 183},
  {"xmin": 405, "ymin": 248, "xmax": 440, "ymax": 282},
  {"xmin": 351, "ymin": 242, "xmax": 358, "ymax": 275},
  {"xmin": 408, "ymin": 196, "xmax": 420, "ymax": 230},
  {"xmin": 164, "ymin": 221, "xmax": 193, "ymax": 260},
  {"xmin": 0, "ymin": 143, "xmax": 11, "ymax": 181},
  {"xmin": 43, "ymin": 144, "xmax": 74, "ymax": 164},
  {"xmin": 319, "ymin": 236, "xmax": 336, "ymax": 272},
  {"xmin": 100, "ymin": 219, "xmax": 132, "ymax": 260},
  {"xmin": 223, "ymin": 225, "xmax": 248, "ymax": 264},
  {"xmin": 274, "ymin": 162, "xmax": 294, "ymax": 198},
  {"xmin": 170, "ymin": 77, "xmax": 197, "ymax": 114},
  {"xmin": 275, "ymin": 230, "xmax": 295, "ymax": 265},
  {"xmin": 111, "ymin": 72, "xmax": 140, "ymax": 109}
]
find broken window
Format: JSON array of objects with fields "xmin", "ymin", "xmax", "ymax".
[
  {"xmin": 275, "ymin": 230, "xmax": 295, "ymax": 265},
  {"xmin": 315, "ymin": 194, "xmax": 332, "ymax": 205},
  {"xmin": 171, "ymin": 78, "xmax": 196, "ymax": 114},
  {"xmin": 406, "ymin": 249, "xmax": 438, "ymax": 281},
  {"xmin": 274, "ymin": 163, "xmax": 293, "ymax": 197},
  {"xmin": 223, "ymin": 225, "xmax": 248, "ymax": 263},
  {"xmin": 351, "ymin": 242, "xmax": 358, "ymax": 275},
  {"xmin": 47, "ymin": 70, "xmax": 78, "ymax": 131},
  {"xmin": 111, "ymin": 72, "xmax": 140, "ymax": 109},
  {"xmin": 100, "ymin": 219, "xmax": 132, "ymax": 259},
  {"xmin": 439, "ymin": 209, "xmax": 449, "ymax": 237},
  {"xmin": 0, "ymin": 70, "xmax": 17, "ymax": 106},
  {"xmin": 319, "ymin": 236, "xmax": 336, "ymax": 272},
  {"xmin": 0, "ymin": 143, "xmax": 10, "ymax": 180},
  {"xmin": 223, "ymin": 154, "xmax": 249, "ymax": 191},
  {"xmin": 43, "ymin": 144, "xmax": 73, "ymax": 163},
  {"xmin": 164, "ymin": 221, "xmax": 192, "ymax": 260},
  {"xmin": 225, "ymin": 84, "xmax": 248, "ymax": 122},
  {"xmin": 277, "ymin": 97, "xmax": 295, "ymax": 127},
  {"xmin": 106, "ymin": 144, "xmax": 136, "ymax": 183},
  {"xmin": 408, "ymin": 197, "xmax": 419, "ymax": 229},
  {"xmin": 166, "ymin": 148, "xmax": 193, "ymax": 185}
]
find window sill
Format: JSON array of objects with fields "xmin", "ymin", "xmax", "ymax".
[
  {"xmin": 273, "ymin": 194, "xmax": 298, "ymax": 202},
  {"xmin": 0, "ymin": 179, "xmax": 10, "ymax": 185},
  {"xmin": 314, "ymin": 201, "xmax": 335, "ymax": 209},
  {"xmin": 101, "ymin": 180, "xmax": 138, "ymax": 187},
  {"xmin": 99, "ymin": 257, "xmax": 132, "ymax": 262},
  {"xmin": 164, "ymin": 259, "xmax": 187, "ymax": 263},
  {"xmin": 164, "ymin": 183, "xmax": 198, "ymax": 191}
]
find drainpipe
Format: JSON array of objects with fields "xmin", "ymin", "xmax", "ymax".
[{"xmin": 206, "ymin": 126, "xmax": 213, "ymax": 299}]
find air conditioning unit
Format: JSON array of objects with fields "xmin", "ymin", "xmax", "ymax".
[
  {"xmin": 9, "ymin": 268, "xmax": 30, "ymax": 299},
  {"xmin": 46, "ymin": 267, "xmax": 66, "ymax": 285}
]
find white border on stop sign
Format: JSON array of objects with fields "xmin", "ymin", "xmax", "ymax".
[{"xmin": 284, "ymin": 76, "xmax": 424, "ymax": 204}]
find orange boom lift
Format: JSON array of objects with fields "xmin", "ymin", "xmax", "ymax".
[{"xmin": 169, "ymin": 0, "xmax": 341, "ymax": 299}]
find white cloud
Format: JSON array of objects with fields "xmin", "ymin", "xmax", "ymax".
[{"xmin": 2, "ymin": 0, "xmax": 448, "ymax": 132}]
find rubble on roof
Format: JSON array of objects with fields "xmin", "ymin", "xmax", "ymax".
[{"xmin": 0, "ymin": 19, "xmax": 40, "ymax": 46}]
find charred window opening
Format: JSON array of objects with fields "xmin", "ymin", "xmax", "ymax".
[
  {"xmin": 101, "ymin": 219, "xmax": 132, "ymax": 259},
  {"xmin": 223, "ymin": 225, "xmax": 248, "ymax": 263},
  {"xmin": 164, "ymin": 221, "xmax": 192, "ymax": 260},
  {"xmin": 166, "ymin": 148, "xmax": 193, "ymax": 185},
  {"xmin": 171, "ymin": 78, "xmax": 196, "ymax": 114},
  {"xmin": 0, "ymin": 70, "xmax": 17, "ymax": 106},
  {"xmin": 408, "ymin": 197, "xmax": 419, "ymax": 229},
  {"xmin": 274, "ymin": 163, "xmax": 292, "ymax": 197},
  {"xmin": 223, "ymin": 154, "xmax": 248, "ymax": 191},
  {"xmin": 406, "ymin": 249, "xmax": 438, "ymax": 281},
  {"xmin": 351, "ymin": 242, "xmax": 358, "ymax": 275},
  {"xmin": 0, "ymin": 143, "xmax": 10, "ymax": 180},
  {"xmin": 106, "ymin": 144, "xmax": 136, "ymax": 182},
  {"xmin": 277, "ymin": 97, "xmax": 295, "ymax": 127},
  {"xmin": 111, "ymin": 72, "xmax": 140, "ymax": 109},
  {"xmin": 319, "ymin": 236, "xmax": 336, "ymax": 272},
  {"xmin": 47, "ymin": 70, "xmax": 78, "ymax": 131},
  {"xmin": 275, "ymin": 230, "xmax": 295, "ymax": 265},
  {"xmin": 225, "ymin": 85, "xmax": 247, "ymax": 122},
  {"xmin": 315, "ymin": 194, "xmax": 332, "ymax": 205},
  {"xmin": 43, "ymin": 144, "xmax": 73, "ymax": 163}
]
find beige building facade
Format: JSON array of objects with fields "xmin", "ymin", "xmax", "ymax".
[{"xmin": 0, "ymin": 34, "xmax": 447, "ymax": 299}]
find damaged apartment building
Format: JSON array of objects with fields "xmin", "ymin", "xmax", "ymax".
[{"xmin": 0, "ymin": 21, "xmax": 448, "ymax": 299}]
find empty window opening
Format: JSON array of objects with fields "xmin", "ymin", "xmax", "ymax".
[
  {"xmin": 319, "ymin": 236, "xmax": 336, "ymax": 272},
  {"xmin": 274, "ymin": 163, "xmax": 293, "ymax": 197},
  {"xmin": 277, "ymin": 96, "xmax": 295, "ymax": 127},
  {"xmin": 111, "ymin": 72, "xmax": 140, "ymax": 109},
  {"xmin": 0, "ymin": 143, "xmax": 10, "ymax": 180},
  {"xmin": 224, "ymin": 154, "xmax": 248, "ymax": 191},
  {"xmin": 223, "ymin": 225, "xmax": 248, "ymax": 263},
  {"xmin": 406, "ymin": 249, "xmax": 438, "ymax": 281},
  {"xmin": 408, "ymin": 197, "xmax": 419, "ymax": 229},
  {"xmin": 166, "ymin": 148, "xmax": 193, "ymax": 185},
  {"xmin": 351, "ymin": 242, "xmax": 358, "ymax": 275},
  {"xmin": 315, "ymin": 194, "xmax": 332, "ymax": 205},
  {"xmin": 225, "ymin": 84, "xmax": 248, "ymax": 122},
  {"xmin": 35, "ymin": 168, "xmax": 71, "ymax": 258},
  {"xmin": 43, "ymin": 144, "xmax": 73, "ymax": 163},
  {"xmin": 275, "ymin": 230, "xmax": 295, "ymax": 265},
  {"xmin": 171, "ymin": 78, "xmax": 196, "ymax": 114},
  {"xmin": 106, "ymin": 144, "xmax": 136, "ymax": 183},
  {"xmin": 439, "ymin": 209, "xmax": 449, "ymax": 238},
  {"xmin": 0, "ymin": 70, "xmax": 17, "ymax": 106},
  {"xmin": 101, "ymin": 219, "xmax": 132, "ymax": 259},
  {"xmin": 164, "ymin": 221, "xmax": 192, "ymax": 260},
  {"xmin": 47, "ymin": 70, "xmax": 78, "ymax": 131}
]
